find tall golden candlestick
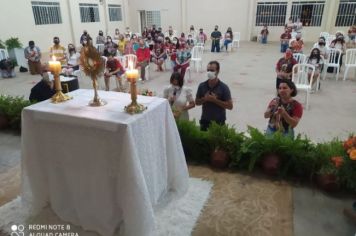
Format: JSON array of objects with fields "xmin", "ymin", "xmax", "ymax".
[
  {"xmin": 124, "ymin": 61, "xmax": 146, "ymax": 114},
  {"xmin": 48, "ymin": 57, "xmax": 72, "ymax": 103}
]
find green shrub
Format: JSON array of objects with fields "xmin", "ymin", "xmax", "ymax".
[
  {"xmin": 5, "ymin": 37, "xmax": 22, "ymax": 50},
  {"xmin": 0, "ymin": 95, "xmax": 33, "ymax": 131},
  {"xmin": 206, "ymin": 122, "xmax": 245, "ymax": 161},
  {"xmin": 0, "ymin": 40, "xmax": 5, "ymax": 49},
  {"xmin": 176, "ymin": 119, "xmax": 210, "ymax": 163}
]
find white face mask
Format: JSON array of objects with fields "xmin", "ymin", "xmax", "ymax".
[
  {"xmin": 207, "ymin": 71, "xmax": 216, "ymax": 80},
  {"xmin": 173, "ymin": 85, "xmax": 180, "ymax": 90}
]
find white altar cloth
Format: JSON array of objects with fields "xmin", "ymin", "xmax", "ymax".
[{"xmin": 21, "ymin": 89, "xmax": 189, "ymax": 236}]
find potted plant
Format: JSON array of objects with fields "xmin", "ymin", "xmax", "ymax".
[
  {"xmin": 207, "ymin": 122, "xmax": 244, "ymax": 169},
  {"xmin": 0, "ymin": 95, "xmax": 11, "ymax": 129},
  {"xmin": 175, "ymin": 119, "xmax": 210, "ymax": 164},
  {"xmin": 337, "ymin": 136, "xmax": 356, "ymax": 193},
  {"xmin": 0, "ymin": 40, "xmax": 5, "ymax": 49},
  {"xmin": 314, "ymin": 140, "xmax": 345, "ymax": 192},
  {"xmin": 5, "ymin": 37, "xmax": 23, "ymax": 66}
]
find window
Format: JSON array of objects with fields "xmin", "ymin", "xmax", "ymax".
[
  {"xmin": 108, "ymin": 4, "xmax": 122, "ymax": 21},
  {"xmin": 79, "ymin": 3, "xmax": 100, "ymax": 23},
  {"xmin": 31, "ymin": 1, "xmax": 62, "ymax": 25},
  {"xmin": 335, "ymin": 0, "xmax": 356, "ymax": 26},
  {"xmin": 146, "ymin": 11, "xmax": 161, "ymax": 28},
  {"xmin": 290, "ymin": 1, "xmax": 325, "ymax": 26},
  {"xmin": 255, "ymin": 2, "xmax": 288, "ymax": 26}
]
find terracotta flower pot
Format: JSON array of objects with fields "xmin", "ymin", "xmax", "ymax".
[
  {"xmin": 262, "ymin": 153, "xmax": 281, "ymax": 176},
  {"xmin": 317, "ymin": 174, "xmax": 339, "ymax": 192},
  {"xmin": 210, "ymin": 149, "xmax": 230, "ymax": 169},
  {"xmin": 0, "ymin": 114, "xmax": 9, "ymax": 129}
]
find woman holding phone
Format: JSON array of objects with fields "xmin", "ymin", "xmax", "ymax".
[{"xmin": 264, "ymin": 79, "xmax": 303, "ymax": 138}]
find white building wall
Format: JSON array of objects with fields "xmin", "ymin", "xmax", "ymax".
[{"xmin": 0, "ymin": 0, "xmax": 127, "ymax": 55}]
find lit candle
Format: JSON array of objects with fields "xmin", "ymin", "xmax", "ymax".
[
  {"xmin": 126, "ymin": 60, "xmax": 139, "ymax": 82},
  {"xmin": 48, "ymin": 56, "xmax": 62, "ymax": 74}
]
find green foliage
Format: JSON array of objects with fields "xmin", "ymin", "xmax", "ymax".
[
  {"xmin": 338, "ymin": 157, "xmax": 356, "ymax": 192},
  {"xmin": 0, "ymin": 95, "xmax": 33, "ymax": 130},
  {"xmin": 176, "ymin": 119, "xmax": 210, "ymax": 163},
  {"xmin": 206, "ymin": 122, "xmax": 245, "ymax": 160},
  {"xmin": 4, "ymin": 37, "xmax": 22, "ymax": 50},
  {"xmin": 0, "ymin": 40, "xmax": 5, "ymax": 49}
]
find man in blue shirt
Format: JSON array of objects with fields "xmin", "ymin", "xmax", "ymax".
[
  {"xmin": 210, "ymin": 25, "xmax": 222, "ymax": 52},
  {"xmin": 195, "ymin": 61, "xmax": 233, "ymax": 131}
]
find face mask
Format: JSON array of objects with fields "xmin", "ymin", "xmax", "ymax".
[
  {"xmin": 207, "ymin": 71, "xmax": 216, "ymax": 80},
  {"xmin": 99, "ymin": 33, "xmax": 103, "ymax": 36},
  {"xmin": 173, "ymin": 85, "xmax": 180, "ymax": 90},
  {"xmin": 83, "ymin": 40, "xmax": 87, "ymax": 45},
  {"xmin": 214, "ymin": 28, "xmax": 218, "ymax": 31},
  {"xmin": 84, "ymin": 32, "xmax": 87, "ymax": 35},
  {"xmin": 296, "ymin": 38, "xmax": 300, "ymax": 41},
  {"xmin": 319, "ymin": 42, "xmax": 325, "ymax": 46},
  {"xmin": 30, "ymin": 45, "xmax": 34, "ymax": 49},
  {"xmin": 54, "ymin": 40, "xmax": 59, "ymax": 44},
  {"xmin": 190, "ymin": 28, "xmax": 194, "ymax": 31},
  {"xmin": 108, "ymin": 39, "xmax": 112, "ymax": 42}
]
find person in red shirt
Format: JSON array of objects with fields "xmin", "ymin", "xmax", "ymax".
[
  {"xmin": 136, "ymin": 39, "xmax": 150, "ymax": 82},
  {"xmin": 103, "ymin": 49, "xmax": 125, "ymax": 91},
  {"xmin": 275, "ymin": 49, "xmax": 298, "ymax": 89},
  {"xmin": 264, "ymin": 79, "xmax": 303, "ymax": 138},
  {"xmin": 280, "ymin": 28, "xmax": 291, "ymax": 53}
]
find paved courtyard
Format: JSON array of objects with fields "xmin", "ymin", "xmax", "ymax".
[
  {"xmin": 0, "ymin": 41, "xmax": 356, "ymax": 236},
  {"xmin": 1, "ymin": 41, "xmax": 355, "ymax": 141}
]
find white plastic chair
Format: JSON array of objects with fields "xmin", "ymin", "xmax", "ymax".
[
  {"xmin": 232, "ymin": 32, "xmax": 240, "ymax": 48},
  {"xmin": 326, "ymin": 35, "xmax": 336, "ymax": 47},
  {"xmin": 323, "ymin": 48, "xmax": 342, "ymax": 81},
  {"xmin": 0, "ymin": 49, "xmax": 9, "ymax": 60},
  {"xmin": 343, "ymin": 49, "xmax": 356, "ymax": 81},
  {"xmin": 190, "ymin": 46, "xmax": 204, "ymax": 72},
  {"xmin": 292, "ymin": 64, "xmax": 315, "ymax": 110},
  {"xmin": 96, "ymin": 44, "xmax": 105, "ymax": 54},
  {"xmin": 320, "ymin": 32, "xmax": 330, "ymax": 39},
  {"xmin": 184, "ymin": 66, "xmax": 192, "ymax": 83},
  {"xmin": 293, "ymin": 53, "xmax": 307, "ymax": 64},
  {"xmin": 123, "ymin": 54, "xmax": 137, "ymax": 69}
]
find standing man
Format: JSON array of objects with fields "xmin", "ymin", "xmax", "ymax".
[
  {"xmin": 210, "ymin": 25, "xmax": 222, "ymax": 52},
  {"xmin": 24, "ymin": 41, "xmax": 42, "ymax": 75},
  {"xmin": 195, "ymin": 61, "xmax": 233, "ymax": 131},
  {"xmin": 136, "ymin": 39, "xmax": 150, "ymax": 82},
  {"xmin": 49, "ymin": 36, "xmax": 67, "ymax": 65}
]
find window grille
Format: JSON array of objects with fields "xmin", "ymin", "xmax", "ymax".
[
  {"xmin": 255, "ymin": 2, "xmax": 288, "ymax": 26},
  {"xmin": 335, "ymin": 0, "xmax": 356, "ymax": 26},
  {"xmin": 31, "ymin": 1, "xmax": 62, "ymax": 25},
  {"xmin": 79, "ymin": 3, "xmax": 100, "ymax": 23},
  {"xmin": 146, "ymin": 11, "xmax": 161, "ymax": 28},
  {"xmin": 108, "ymin": 4, "xmax": 122, "ymax": 21},
  {"xmin": 290, "ymin": 1, "xmax": 325, "ymax": 26}
]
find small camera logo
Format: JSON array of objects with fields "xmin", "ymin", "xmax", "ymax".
[{"xmin": 11, "ymin": 225, "xmax": 24, "ymax": 236}]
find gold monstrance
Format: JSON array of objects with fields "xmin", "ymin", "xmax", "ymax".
[{"xmin": 80, "ymin": 44, "xmax": 106, "ymax": 106}]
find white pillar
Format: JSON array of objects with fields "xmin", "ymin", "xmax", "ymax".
[
  {"xmin": 66, "ymin": 0, "xmax": 76, "ymax": 45},
  {"xmin": 102, "ymin": 0, "xmax": 109, "ymax": 36},
  {"xmin": 181, "ymin": 0, "xmax": 187, "ymax": 33},
  {"xmin": 324, "ymin": 0, "xmax": 340, "ymax": 33}
]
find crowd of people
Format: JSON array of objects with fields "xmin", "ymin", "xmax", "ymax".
[{"xmin": 2, "ymin": 21, "xmax": 355, "ymax": 137}]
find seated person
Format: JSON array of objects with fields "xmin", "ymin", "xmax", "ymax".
[
  {"xmin": 307, "ymin": 48, "xmax": 323, "ymax": 91},
  {"xmin": 289, "ymin": 33, "xmax": 304, "ymax": 53},
  {"xmin": 62, "ymin": 44, "xmax": 80, "ymax": 76},
  {"xmin": 152, "ymin": 37, "xmax": 166, "ymax": 71},
  {"xmin": 29, "ymin": 73, "xmax": 55, "ymax": 102},
  {"xmin": 0, "ymin": 58, "xmax": 15, "ymax": 78},
  {"xmin": 103, "ymin": 49, "xmax": 125, "ymax": 91},
  {"xmin": 174, "ymin": 44, "xmax": 191, "ymax": 79},
  {"xmin": 275, "ymin": 48, "xmax": 298, "ymax": 89}
]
